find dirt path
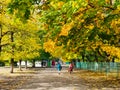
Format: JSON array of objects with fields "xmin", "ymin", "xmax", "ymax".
[
  {"xmin": 0, "ymin": 67, "xmax": 120, "ymax": 90},
  {"xmin": 16, "ymin": 68, "xmax": 89, "ymax": 90},
  {"xmin": 15, "ymin": 68, "xmax": 120, "ymax": 90}
]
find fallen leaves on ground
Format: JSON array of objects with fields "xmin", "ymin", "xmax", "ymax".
[{"xmin": 74, "ymin": 69, "xmax": 120, "ymax": 89}]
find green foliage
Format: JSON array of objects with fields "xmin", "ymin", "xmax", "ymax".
[
  {"xmin": 39, "ymin": 49, "xmax": 51, "ymax": 60},
  {"xmin": 8, "ymin": 0, "xmax": 33, "ymax": 22}
]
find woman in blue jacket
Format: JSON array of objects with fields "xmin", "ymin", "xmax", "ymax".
[{"xmin": 56, "ymin": 62, "xmax": 62, "ymax": 75}]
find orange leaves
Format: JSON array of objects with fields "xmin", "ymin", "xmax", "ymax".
[
  {"xmin": 43, "ymin": 39, "xmax": 55, "ymax": 53},
  {"xmin": 59, "ymin": 21, "xmax": 74, "ymax": 36}
]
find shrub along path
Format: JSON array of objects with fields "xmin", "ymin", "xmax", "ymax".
[{"xmin": 0, "ymin": 67, "xmax": 120, "ymax": 90}]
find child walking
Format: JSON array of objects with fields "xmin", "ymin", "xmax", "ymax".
[{"xmin": 68, "ymin": 62, "xmax": 74, "ymax": 74}]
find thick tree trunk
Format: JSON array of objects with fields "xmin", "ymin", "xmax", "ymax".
[
  {"xmin": 19, "ymin": 60, "xmax": 22, "ymax": 71},
  {"xmin": 10, "ymin": 58, "xmax": 14, "ymax": 73},
  {"xmin": 25, "ymin": 60, "xmax": 27, "ymax": 69}
]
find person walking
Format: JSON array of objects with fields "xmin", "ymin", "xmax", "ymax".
[
  {"xmin": 52, "ymin": 60, "xmax": 55, "ymax": 68},
  {"xmin": 56, "ymin": 62, "xmax": 62, "ymax": 75},
  {"xmin": 68, "ymin": 62, "xmax": 74, "ymax": 74}
]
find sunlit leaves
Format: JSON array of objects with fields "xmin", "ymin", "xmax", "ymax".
[
  {"xmin": 111, "ymin": 19, "xmax": 120, "ymax": 34},
  {"xmin": 50, "ymin": 1, "xmax": 64, "ymax": 9},
  {"xmin": 101, "ymin": 45, "xmax": 120, "ymax": 60},
  {"xmin": 85, "ymin": 23, "xmax": 94, "ymax": 30},
  {"xmin": 59, "ymin": 21, "xmax": 74, "ymax": 36},
  {"xmin": 43, "ymin": 39, "xmax": 55, "ymax": 53}
]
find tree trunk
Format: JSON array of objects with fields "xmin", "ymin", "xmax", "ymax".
[
  {"xmin": 32, "ymin": 59, "xmax": 35, "ymax": 68},
  {"xmin": 10, "ymin": 58, "xmax": 14, "ymax": 73},
  {"xmin": 110, "ymin": 0, "xmax": 112, "ymax": 5},
  {"xmin": 25, "ymin": 60, "xmax": 27, "ymax": 69},
  {"xmin": 10, "ymin": 31, "xmax": 14, "ymax": 73},
  {"xmin": 19, "ymin": 60, "xmax": 22, "ymax": 71},
  {"xmin": 95, "ymin": 54, "xmax": 98, "ymax": 62},
  {"xmin": 82, "ymin": 53, "xmax": 85, "ymax": 62},
  {"xmin": 0, "ymin": 25, "xmax": 2, "ymax": 56}
]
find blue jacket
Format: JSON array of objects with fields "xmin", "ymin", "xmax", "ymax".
[{"xmin": 57, "ymin": 63, "xmax": 62, "ymax": 71}]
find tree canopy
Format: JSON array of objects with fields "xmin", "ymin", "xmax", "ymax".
[
  {"xmin": 39, "ymin": 0, "xmax": 120, "ymax": 61},
  {"xmin": 1, "ymin": 0, "xmax": 120, "ymax": 63}
]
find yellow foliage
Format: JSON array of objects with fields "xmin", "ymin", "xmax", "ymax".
[
  {"xmin": 72, "ymin": 1, "xmax": 79, "ymax": 8},
  {"xmin": 117, "ymin": 5, "xmax": 120, "ymax": 11},
  {"xmin": 111, "ymin": 19, "xmax": 120, "ymax": 34},
  {"xmin": 74, "ymin": 13, "xmax": 84, "ymax": 23},
  {"xmin": 101, "ymin": 13, "xmax": 105, "ymax": 19},
  {"xmin": 65, "ymin": 52, "xmax": 78, "ymax": 60},
  {"xmin": 58, "ymin": 1, "xmax": 64, "ymax": 8},
  {"xmin": 50, "ymin": 1, "xmax": 64, "ymax": 9},
  {"xmin": 43, "ymin": 39, "xmax": 55, "ymax": 53},
  {"xmin": 101, "ymin": 45, "xmax": 120, "ymax": 59},
  {"xmin": 78, "ymin": 8, "xmax": 85, "ymax": 12},
  {"xmin": 51, "ymin": 45, "xmax": 64, "ymax": 58},
  {"xmin": 105, "ymin": 0, "xmax": 110, "ymax": 4},
  {"xmin": 61, "ymin": 58, "xmax": 70, "ymax": 62},
  {"xmin": 115, "ymin": 58, "xmax": 120, "ymax": 62},
  {"xmin": 59, "ymin": 21, "xmax": 74, "ymax": 36},
  {"xmin": 85, "ymin": 23, "xmax": 94, "ymax": 30},
  {"xmin": 43, "ymin": 40, "xmax": 65, "ymax": 58},
  {"xmin": 81, "ymin": 19, "xmax": 84, "ymax": 22}
]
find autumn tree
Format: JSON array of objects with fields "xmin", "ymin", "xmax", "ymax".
[
  {"xmin": 0, "ymin": 0, "xmax": 41, "ymax": 73},
  {"xmin": 39, "ymin": 0, "xmax": 120, "ymax": 62},
  {"xmin": 8, "ymin": 0, "xmax": 120, "ymax": 62}
]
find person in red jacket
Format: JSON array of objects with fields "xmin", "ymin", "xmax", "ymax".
[
  {"xmin": 52, "ymin": 60, "xmax": 55, "ymax": 68},
  {"xmin": 68, "ymin": 62, "xmax": 74, "ymax": 74}
]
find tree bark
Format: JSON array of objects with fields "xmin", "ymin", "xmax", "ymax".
[
  {"xmin": 19, "ymin": 60, "xmax": 22, "ymax": 71},
  {"xmin": 32, "ymin": 59, "xmax": 35, "ymax": 68},
  {"xmin": 10, "ymin": 58, "xmax": 14, "ymax": 73},
  {"xmin": 10, "ymin": 31, "xmax": 14, "ymax": 73},
  {"xmin": 0, "ymin": 25, "xmax": 2, "ymax": 56},
  {"xmin": 110, "ymin": 0, "xmax": 112, "ymax": 5},
  {"xmin": 25, "ymin": 60, "xmax": 27, "ymax": 69},
  {"xmin": 82, "ymin": 53, "xmax": 85, "ymax": 62}
]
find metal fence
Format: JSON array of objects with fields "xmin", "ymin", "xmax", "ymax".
[{"xmin": 76, "ymin": 61, "xmax": 120, "ymax": 78}]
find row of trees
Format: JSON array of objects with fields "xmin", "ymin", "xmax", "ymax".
[
  {"xmin": 0, "ymin": 0, "xmax": 120, "ymax": 73},
  {"xmin": 0, "ymin": 0, "xmax": 41, "ymax": 73}
]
